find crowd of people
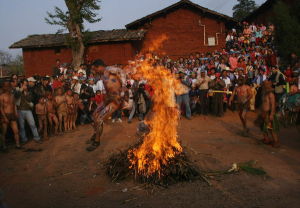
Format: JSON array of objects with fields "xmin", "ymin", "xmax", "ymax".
[{"xmin": 1, "ymin": 21, "xmax": 300, "ymax": 151}]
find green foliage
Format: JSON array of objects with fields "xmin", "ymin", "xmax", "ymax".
[
  {"xmin": 45, "ymin": 0, "xmax": 101, "ymax": 31},
  {"xmin": 273, "ymin": 1, "xmax": 300, "ymax": 65},
  {"xmin": 233, "ymin": 0, "xmax": 258, "ymax": 21},
  {"xmin": 238, "ymin": 161, "xmax": 267, "ymax": 176},
  {"xmin": 45, "ymin": 0, "xmax": 101, "ymax": 67},
  {"xmin": 45, "ymin": 0, "xmax": 101, "ymax": 48}
]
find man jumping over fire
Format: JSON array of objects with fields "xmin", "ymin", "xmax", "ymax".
[{"xmin": 86, "ymin": 59, "xmax": 124, "ymax": 152}]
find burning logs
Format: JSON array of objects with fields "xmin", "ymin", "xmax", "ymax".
[{"xmin": 105, "ymin": 142, "xmax": 201, "ymax": 186}]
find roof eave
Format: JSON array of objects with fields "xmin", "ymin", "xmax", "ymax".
[
  {"xmin": 10, "ymin": 38, "xmax": 145, "ymax": 49},
  {"xmin": 125, "ymin": 0, "xmax": 236, "ymax": 29}
]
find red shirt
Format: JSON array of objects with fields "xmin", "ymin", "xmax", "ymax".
[
  {"xmin": 52, "ymin": 80, "xmax": 63, "ymax": 89},
  {"xmin": 91, "ymin": 94, "xmax": 105, "ymax": 105}
]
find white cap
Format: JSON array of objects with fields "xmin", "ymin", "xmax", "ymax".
[
  {"xmin": 72, "ymin": 76, "xmax": 79, "ymax": 80},
  {"xmin": 27, "ymin": 77, "xmax": 36, "ymax": 82}
]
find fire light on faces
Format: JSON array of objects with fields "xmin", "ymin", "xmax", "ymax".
[{"xmin": 128, "ymin": 35, "xmax": 185, "ymax": 177}]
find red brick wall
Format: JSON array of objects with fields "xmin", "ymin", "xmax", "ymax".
[
  {"xmin": 87, "ymin": 42, "xmax": 136, "ymax": 66},
  {"xmin": 23, "ymin": 47, "xmax": 72, "ymax": 76},
  {"xmin": 138, "ymin": 8, "xmax": 227, "ymax": 59},
  {"xmin": 23, "ymin": 42, "xmax": 136, "ymax": 76}
]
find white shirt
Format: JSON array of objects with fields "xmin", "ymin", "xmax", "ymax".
[
  {"xmin": 71, "ymin": 82, "xmax": 81, "ymax": 94},
  {"xmin": 221, "ymin": 76, "xmax": 231, "ymax": 88},
  {"xmin": 90, "ymin": 80, "xmax": 106, "ymax": 94}
]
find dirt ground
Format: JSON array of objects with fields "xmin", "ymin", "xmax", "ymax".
[{"xmin": 1, "ymin": 111, "xmax": 300, "ymax": 208}]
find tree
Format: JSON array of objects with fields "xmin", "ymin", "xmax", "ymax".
[
  {"xmin": 0, "ymin": 50, "xmax": 24, "ymax": 76},
  {"xmin": 45, "ymin": 0, "xmax": 101, "ymax": 69},
  {"xmin": 273, "ymin": 0, "xmax": 300, "ymax": 65},
  {"xmin": 0, "ymin": 50, "xmax": 12, "ymax": 65},
  {"xmin": 10, "ymin": 54, "xmax": 24, "ymax": 75},
  {"xmin": 233, "ymin": 0, "xmax": 258, "ymax": 21}
]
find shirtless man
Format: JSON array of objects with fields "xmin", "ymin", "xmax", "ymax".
[
  {"xmin": 86, "ymin": 60, "xmax": 123, "ymax": 151},
  {"xmin": 65, "ymin": 89, "xmax": 75, "ymax": 131},
  {"xmin": 0, "ymin": 81, "xmax": 20, "ymax": 149},
  {"xmin": 46, "ymin": 92, "xmax": 58, "ymax": 136},
  {"xmin": 229, "ymin": 77, "xmax": 252, "ymax": 134},
  {"xmin": 35, "ymin": 97, "xmax": 48, "ymax": 139},
  {"xmin": 260, "ymin": 80, "xmax": 280, "ymax": 147},
  {"xmin": 55, "ymin": 88, "xmax": 67, "ymax": 132}
]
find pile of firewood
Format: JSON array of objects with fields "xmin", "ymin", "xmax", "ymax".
[{"xmin": 104, "ymin": 142, "xmax": 201, "ymax": 186}]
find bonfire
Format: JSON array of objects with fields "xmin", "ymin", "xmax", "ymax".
[{"xmin": 105, "ymin": 35, "xmax": 200, "ymax": 185}]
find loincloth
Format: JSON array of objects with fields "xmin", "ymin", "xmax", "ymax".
[
  {"xmin": 237, "ymin": 101, "xmax": 250, "ymax": 112},
  {"xmin": 5, "ymin": 113, "xmax": 18, "ymax": 122},
  {"xmin": 48, "ymin": 112, "xmax": 57, "ymax": 120},
  {"xmin": 37, "ymin": 114, "xmax": 47, "ymax": 121},
  {"xmin": 57, "ymin": 103, "xmax": 67, "ymax": 116}
]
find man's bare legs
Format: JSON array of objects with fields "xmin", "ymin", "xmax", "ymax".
[
  {"xmin": 1, "ymin": 124, "xmax": 8, "ymax": 149},
  {"xmin": 72, "ymin": 113, "xmax": 77, "ymax": 130},
  {"xmin": 48, "ymin": 114, "xmax": 58, "ymax": 135},
  {"xmin": 2, "ymin": 121, "xmax": 20, "ymax": 149},
  {"xmin": 271, "ymin": 131, "xmax": 280, "ymax": 147},
  {"xmin": 58, "ymin": 113, "xmax": 67, "ymax": 133},
  {"xmin": 238, "ymin": 109, "xmax": 249, "ymax": 133},
  {"xmin": 86, "ymin": 102, "xmax": 119, "ymax": 152},
  {"xmin": 38, "ymin": 117, "xmax": 48, "ymax": 139}
]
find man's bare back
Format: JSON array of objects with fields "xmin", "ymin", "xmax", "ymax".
[{"xmin": 236, "ymin": 85, "xmax": 252, "ymax": 105}]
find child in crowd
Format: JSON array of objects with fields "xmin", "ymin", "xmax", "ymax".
[{"xmin": 35, "ymin": 97, "xmax": 48, "ymax": 139}]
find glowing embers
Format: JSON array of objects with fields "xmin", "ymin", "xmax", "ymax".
[{"xmin": 105, "ymin": 141, "xmax": 200, "ymax": 186}]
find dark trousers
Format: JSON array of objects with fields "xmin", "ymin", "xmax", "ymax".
[
  {"xmin": 199, "ymin": 89, "xmax": 209, "ymax": 115},
  {"xmin": 212, "ymin": 93, "xmax": 224, "ymax": 117},
  {"xmin": 255, "ymin": 87, "xmax": 262, "ymax": 108}
]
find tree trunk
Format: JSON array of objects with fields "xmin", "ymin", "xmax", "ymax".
[
  {"xmin": 71, "ymin": 23, "xmax": 85, "ymax": 70},
  {"xmin": 65, "ymin": 0, "xmax": 85, "ymax": 70}
]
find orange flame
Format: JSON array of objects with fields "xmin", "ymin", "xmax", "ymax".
[
  {"xmin": 148, "ymin": 34, "xmax": 168, "ymax": 53},
  {"xmin": 128, "ymin": 35, "xmax": 184, "ymax": 177}
]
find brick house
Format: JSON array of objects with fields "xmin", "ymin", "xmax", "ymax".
[{"xmin": 10, "ymin": 0, "xmax": 235, "ymax": 76}]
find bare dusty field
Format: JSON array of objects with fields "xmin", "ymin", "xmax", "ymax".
[{"xmin": 1, "ymin": 111, "xmax": 300, "ymax": 208}]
